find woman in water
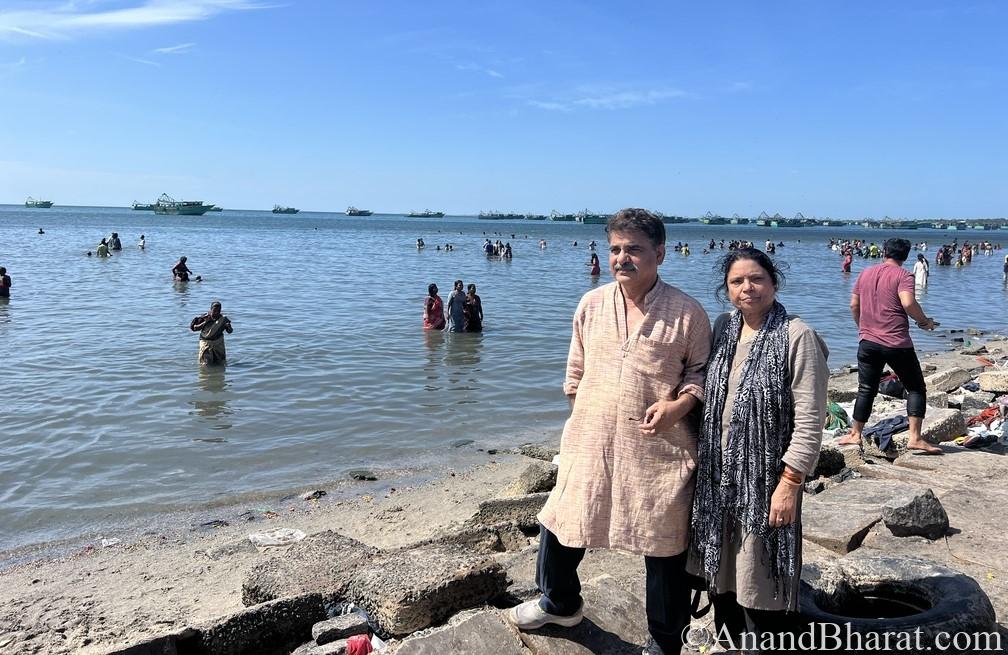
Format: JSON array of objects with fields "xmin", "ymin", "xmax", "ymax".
[
  {"xmin": 423, "ymin": 283, "xmax": 446, "ymax": 330},
  {"xmin": 463, "ymin": 283, "xmax": 483, "ymax": 332},
  {"xmin": 913, "ymin": 253, "xmax": 930, "ymax": 287},
  {"xmin": 587, "ymin": 252, "xmax": 601, "ymax": 277}
]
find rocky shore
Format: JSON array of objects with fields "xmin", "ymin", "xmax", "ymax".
[{"xmin": 3, "ymin": 335, "xmax": 1008, "ymax": 654}]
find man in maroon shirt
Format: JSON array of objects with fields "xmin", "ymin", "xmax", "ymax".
[{"xmin": 838, "ymin": 238, "xmax": 941, "ymax": 454}]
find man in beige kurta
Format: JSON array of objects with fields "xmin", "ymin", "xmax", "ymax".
[{"xmin": 507, "ymin": 208, "xmax": 711, "ymax": 655}]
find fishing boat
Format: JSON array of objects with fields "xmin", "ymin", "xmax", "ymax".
[
  {"xmin": 25, "ymin": 196, "xmax": 53, "ymax": 208},
  {"xmin": 549, "ymin": 211, "xmax": 576, "ymax": 222},
  {"xmin": 526, "ymin": 214, "xmax": 548, "ymax": 220},
  {"xmin": 730, "ymin": 214, "xmax": 750, "ymax": 225},
  {"xmin": 701, "ymin": 211, "xmax": 727, "ymax": 225},
  {"xmin": 153, "ymin": 193, "xmax": 214, "ymax": 216},
  {"xmin": 755, "ymin": 211, "xmax": 772, "ymax": 227},
  {"xmin": 406, "ymin": 210, "xmax": 444, "ymax": 218},
  {"xmin": 660, "ymin": 214, "xmax": 690, "ymax": 224},
  {"xmin": 273, "ymin": 205, "xmax": 299, "ymax": 214},
  {"xmin": 132, "ymin": 201, "xmax": 156, "ymax": 211},
  {"xmin": 479, "ymin": 211, "xmax": 524, "ymax": 220},
  {"xmin": 346, "ymin": 206, "xmax": 373, "ymax": 216},
  {"xmin": 577, "ymin": 210, "xmax": 608, "ymax": 224}
]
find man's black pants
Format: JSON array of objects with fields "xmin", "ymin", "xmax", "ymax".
[
  {"xmin": 853, "ymin": 339, "xmax": 927, "ymax": 423},
  {"xmin": 536, "ymin": 525, "xmax": 690, "ymax": 654}
]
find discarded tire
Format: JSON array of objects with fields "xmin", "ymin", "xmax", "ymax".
[{"xmin": 800, "ymin": 555, "xmax": 996, "ymax": 655}]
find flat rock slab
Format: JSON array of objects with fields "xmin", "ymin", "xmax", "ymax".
[
  {"xmin": 348, "ymin": 545, "xmax": 507, "ymax": 636},
  {"xmin": 502, "ymin": 463, "xmax": 558, "ymax": 497},
  {"xmin": 313, "ymin": 613, "xmax": 370, "ymax": 645},
  {"xmin": 243, "ymin": 531, "xmax": 376, "ymax": 606},
  {"xmin": 390, "ymin": 610, "xmax": 528, "ymax": 655},
  {"xmin": 801, "ymin": 479, "xmax": 937, "ymax": 554},
  {"xmin": 924, "ymin": 366, "xmax": 973, "ymax": 393},
  {"xmin": 200, "ymin": 593, "xmax": 328, "ymax": 655},
  {"xmin": 242, "ymin": 531, "xmax": 507, "ymax": 637},
  {"xmin": 465, "ymin": 493, "xmax": 550, "ymax": 530},
  {"xmin": 515, "ymin": 576, "xmax": 650, "ymax": 655}
]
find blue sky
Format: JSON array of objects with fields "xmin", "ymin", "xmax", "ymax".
[{"xmin": 0, "ymin": 1, "xmax": 1005, "ymax": 218}]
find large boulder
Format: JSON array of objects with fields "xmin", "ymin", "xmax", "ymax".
[
  {"xmin": 465, "ymin": 493, "xmax": 549, "ymax": 530},
  {"xmin": 801, "ymin": 479, "xmax": 941, "ymax": 554},
  {"xmin": 242, "ymin": 531, "xmax": 376, "ymax": 606},
  {"xmin": 924, "ymin": 367, "xmax": 973, "ymax": 393},
  {"xmin": 501, "ymin": 462, "xmax": 557, "ymax": 496},
  {"xmin": 242, "ymin": 531, "xmax": 508, "ymax": 638},
  {"xmin": 978, "ymin": 371, "xmax": 1008, "ymax": 393},
  {"xmin": 881, "ymin": 488, "xmax": 949, "ymax": 540},
  {"xmin": 348, "ymin": 546, "xmax": 508, "ymax": 637},
  {"xmin": 919, "ymin": 408, "xmax": 967, "ymax": 444},
  {"xmin": 960, "ymin": 390, "xmax": 995, "ymax": 411}
]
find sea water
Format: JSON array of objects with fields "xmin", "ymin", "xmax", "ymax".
[{"xmin": 1, "ymin": 205, "xmax": 1006, "ymax": 552}]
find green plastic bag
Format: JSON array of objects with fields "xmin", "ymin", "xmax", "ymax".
[{"xmin": 824, "ymin": 401, "xmax": 850, "ymax": 431}]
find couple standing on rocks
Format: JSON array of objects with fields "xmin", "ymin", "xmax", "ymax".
[{"xmin": 504, "ymin": 211, "xmax": 938, "ymax": 655}]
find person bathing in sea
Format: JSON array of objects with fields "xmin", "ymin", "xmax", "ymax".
[
  {"xmin": 138, "ymin": 234, "xmax": 146, "ymax": 250},
  {"xmin": 423, "ymin": 283, "xmax": 446, "ymax": 330},
  {"xmin": 173, "ymin": 256, "xmax": 192, "ymax": 281},
  {"xmin": 96, "ymin": 238, "xmax": 112, "ymax": 257},
  {"xmin": 190, "ymin": 301, "xmax": 233, "ymax": 365},
  {"xmin": 0, "ymin": 266, "xmax": 10, "ymax": 297}
]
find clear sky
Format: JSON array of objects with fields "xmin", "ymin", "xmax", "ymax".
[{"xmin": 0, "ymin": 1, "xmax": 1005, "ymax": 218}]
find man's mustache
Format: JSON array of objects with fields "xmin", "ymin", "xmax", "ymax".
[{"xmin": 614, "ymin": 263, "xmax": 637, "ymax": 272}]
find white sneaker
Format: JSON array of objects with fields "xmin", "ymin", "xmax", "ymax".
[{"xmin": 506, "ymin": 598, "xmax": 583, "ymax": 630}]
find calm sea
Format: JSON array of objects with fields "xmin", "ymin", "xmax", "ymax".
[{"xmin": 2, "ymin": 205, "xmax": 1006, "ymax": 552}]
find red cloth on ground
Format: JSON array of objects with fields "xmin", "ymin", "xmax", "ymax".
[
  {"xmin": 967, "ymin": 407, "xmax": 999, "ymax": 427},
  {"xmin": 346, "ymin": 634, "xmax": 373, "ymax": 655}
]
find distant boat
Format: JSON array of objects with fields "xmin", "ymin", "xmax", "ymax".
[
  {"xmin": 479, "ymin": 211, "xmax": 524, "ymax": 220},
  {"xmin": 526, "ymin": 214, "xmax": 548, "ymax": 221},
  {"xmin": 132, "ymin": 201, "xmax": 156, "ymax": 211},
  {"xmin": 577, "ymin": 210, "xmax": 608, "ymax": 225},
  {"xmin": 549, "ymin": 211, "xmax": 576, "ymax": 222},
  {"xmin": 346, "ymin": 206, "xmax": 373, "ymax": 216},
  {"xmin": 273, "ymin": 205, "xmax": 299, "ymax": 214},
  {"xmin": 701, "ymin": 211, "xmax": 727, "ymax": 225},
  {"xmin": 25, "ymin": 196, "xmax": 53, "ymax": 208},
  {"xmin": 406, "ymin": 209, "xmax": 444, "ymax": 218},
  {"xmin": 153, "ymin": 193, "xmax": 214, "ymax": 216},
  {"xmin": 660, "ymin": 214, "xmax": 690, "ymax": 224}
]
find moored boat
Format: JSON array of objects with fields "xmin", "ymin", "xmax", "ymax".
[
  {"xmin": 153, "ymin": 193, "xmax": 214, "ymax": 216},
  {"xmin": 25, "ymin": 196, "xmax": 53, "ymax": 208},
  {"xmin": 577, "ymin": 210, "xmax": 608, "ymax": 224},
  {"xmin": 526, "ymin": 214, "xmax": 548, "ymax": 220},
  {"xmin": 132, "ymin": 201, "xmax": 156, "ymax": 211},
  {"xmin": 406, "ymin": 209, "xmax": 445, "ymax": 218},
  {"xmin": 346, "ymin": 206, "xmax": 373, "ymax": 216},
  {"xmin": 549, "ymin": 210, "xmax": 576, "ymax": 222},
  {"xmin": 479, "ymin": 211, "xmax": 524, "ymax": 220},
  {"xmin": 273, "ymin": 205, "xmax": 299, "ymax": 214},
  {"xmin": 701, "ymin": 211, "xmax": 727, "ymax": 225}
]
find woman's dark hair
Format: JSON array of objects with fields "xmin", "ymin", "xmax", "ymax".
[
  {"xmin": 467, "ymin": 283, "xmax": 477, "ymax": 293},
  {"xmin": 715, "ymin": 248, "xmax": 786, "ymax": 302},
  {"xmin": 607, "ymin": 208, "xmax": 665, "ymax": 247},
  {"xmin": 427, "ymin": 283, "xmax": 438, "ymax": 295},
  {"xmin": 917, "ymin": 254, "xmax": 926, "ymax": 263}
]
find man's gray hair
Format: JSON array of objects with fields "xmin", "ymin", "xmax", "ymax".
[{"xmin": 607, "ymin": 208, "xmax": 666, "ymax": 247}]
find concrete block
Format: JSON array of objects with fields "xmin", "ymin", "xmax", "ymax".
[
  {"xmin": 978, "ymin": 371, "xmax": 1008, "ymax": 393},
  {"xmin": 924, "ymin": 367, "xmax": 973, "ymax": 393},
  {"xmin": 502, "ymin": 462, "xmax": 557, "ymax": 497},
  {"xmin": 312, "ymin": 614, "xmax": 370, "ymax": 645},
  {"xmin": 465, "ymin": 493, "xmax": 549, "ymax": 530}
]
